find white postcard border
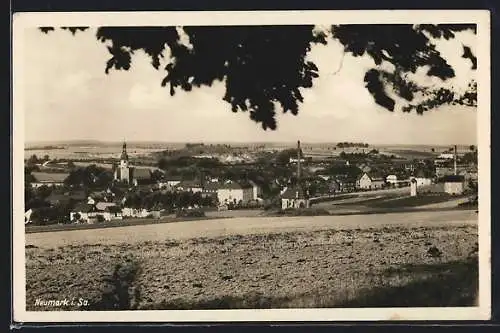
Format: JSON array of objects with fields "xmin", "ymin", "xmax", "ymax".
[{"xmin": 12, "ymin": 10, "xmax": 491, "ymax": 322}]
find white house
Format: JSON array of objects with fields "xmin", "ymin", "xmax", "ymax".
[
  {"xmin": 217, "ymin": 181, "xmax": 254, "ymax": 205},
  {"xmin": 413, "ymin": 170, "xmax": 433, "ymax": 186},
  {"xmin": 386, "ymin": 174, "xmax": 398, "ymax": 184},
  {"xmin": 441, "ymin": 175, "xmax": 465, "ymax": 195},
  {"xmin": 438, "ymin": 153, "xmax": 455, "ymax": 159},
  {"xmin": 30, "ymin": 172, "xmax": 69, "ymax": 188},
  {"xmin": 176, "ymin": 180, "xmax": 203, "ymax": 193},
  {"xmin": 357, "ymin": 172, "xmax": 385, "ymax": 190},
  {"xmin": 281, "ymin": 186, "xmax": 310, "ymax": 210},
  {"xmin": 121, "ymin": 207, "xmax": 150, "ymax": 218}
]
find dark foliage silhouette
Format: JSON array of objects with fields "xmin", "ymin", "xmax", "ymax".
[{"xmin": 40, "ymin": 24, "xmax": 477, "ymax": 129}]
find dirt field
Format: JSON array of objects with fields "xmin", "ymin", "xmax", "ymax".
[
  {"xmin": 25, "ymin": 211, "xmax": 478, "ymax": 310},
  {"xmin": 26, "ymin": 210, "xmax": 476, "ymax": 248}
]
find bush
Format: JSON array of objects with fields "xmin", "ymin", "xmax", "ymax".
[
  {"xmin": 176, "ymin": 209, "xmax": 206, "ymax": 218},
  {"xmin": 278, "ymin": 207, "xmax": 331, "ymax": 216}
]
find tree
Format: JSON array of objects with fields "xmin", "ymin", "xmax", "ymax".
[
  {"xmin": 27, "ymin": 154, "xmax": 39, "ymax": 167},
  {"xmin": 41, "ymin": 24, "xmax": 477, "ymax": 130},
  {"xmin": 73, "ymin": 212, "xmax": 81, "ymax": 222}
]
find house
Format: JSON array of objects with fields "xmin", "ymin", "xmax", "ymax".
[
  {"xmin": 176, "ymin": 180, "xmax": 203, "ymax": 193},
  {"xmin": 121, "ymin": 207, "xmax": 150, "ymax": 218},
  {"xmin": 30, "ymin": 172, "xmax": 69, "ymax": 188},
  {"xmin": 202, "ymin": 181, "xmax": 221, "ymax": 198},
  {"xmin": 335, "ymin": 175, "xmax": 357, "ymax": 193},
  {"xmin": 70, "ymin": 203, "xmax": 98, "ymax": 223},
  {"xmin": 162, "ymin": 176, "xmax": 183, "ymax": 187},
  {"xmin": 386, "ymin": 174, "xmax": 398, "ymax": 185},
  {"xmin": 217, "ymin": 181, "xmax": 254, "ymax": 205},
  {"xmin": 440, "ymin": 175, "xmax": 466, "ymax": 195},
  {"xmin": 281, "ymin": 185, "xmax": 310, "ymax": 210},
  {"xmin": 413, "ymin": 169, "xmax": 433, "ymax": 187},
  {"xmin": 438, "ymin": 153, "xmax": 455, "ymax": 159},
  {"xmin": 356, "ymin": 172, "xmax": 385, "ymax": 190}
]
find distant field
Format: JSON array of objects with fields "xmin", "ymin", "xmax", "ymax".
[
  {"xmin": 24, "ymin": 145, "xmax": 166, "ymax": 160},
  {"xmin": 26, "ymin": 212, "xmax": 478, "ymax": 310}
]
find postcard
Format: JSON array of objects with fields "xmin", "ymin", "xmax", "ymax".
[{"xmin": 12, "ymin": 10, "xmax": 491, "ymax": 322}]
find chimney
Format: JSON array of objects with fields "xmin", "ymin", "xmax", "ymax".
[
  {"xmin": 297, "ymin": 140, "xmax": 301, "ymax": 182},
  {"xmin": 454, "ymin": 145, "xmax": 457, "ymax": 176}
]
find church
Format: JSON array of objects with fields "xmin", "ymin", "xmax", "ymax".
[{"xmin": 113, "ymin": 142, "xmax": 152, "ymax": 186}]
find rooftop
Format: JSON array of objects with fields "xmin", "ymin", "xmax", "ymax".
[
  {"xmin": 281, "ymin": 186, "xmax": 308, "ymax": 200},
  {"xmin": 31, "ymin": 172, "xmax": 69, "ymax": 183}
]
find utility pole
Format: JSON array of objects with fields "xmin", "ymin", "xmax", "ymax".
[
  {"xmin": 454, "ymin": 145, "xmax": 457, "ymax": 176},
  {"xmin": 297, "ymin": 140, "xmax": 301, "ymax": 182}
]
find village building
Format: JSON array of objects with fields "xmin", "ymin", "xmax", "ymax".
[
  {"xmin": 176, "ymin": 179, "xmax": 204, "ymax": 193},
  {"xmin": 113, "ymin": 142, "xmax": 153, "ymax": 186},
  {"xmin": 70, "ymin": 203, "xmax": 98, "ymax": 223},
  {"xmin": 413, "ymin": 169, "xmax": 434, "ymax": 187},
  {"xmin": 30, "ymin": 172, "xmax": 69, "ymax": 188},
  {"xmin": 216, "ymin": 180, "xmax": 254, "ymax": 205},
  {"xmin": 335, "ymin": 175, "xmax": 357, "ymax": 193},
  {"xmin": 440, "ymin": 175, "xmax": 466, "ymax": 195},
  {"xmin": 157, "ymin": 175, "xmax": 183, "ymax": 189},
  {"xmin": 281, "ymin": 186, "xmax": 310, "ymax": 209},
  {"xmin": 70, "ymin": 201, "xmax": 123, "ymax": 223},
  {"xmin": 356, "ymin": 172, "xmax": 385, "ymax": 190},
  {"xmin": 121, "ymin": 207, "xmax": 150, "ymax": 218},
  {"xmin": 386, "ymin": 174, "xmax": 398, "ymax": 185}
]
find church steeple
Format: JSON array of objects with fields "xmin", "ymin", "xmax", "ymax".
[{"xmin": 120, "ymin": 141, "xmax": 129, "ymax": 161}]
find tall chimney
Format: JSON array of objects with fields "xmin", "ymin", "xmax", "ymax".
[
  {"xmin": 454, "ymin": 145, "xmax": 457, "ymax": 175},
  {"xmin": 297, "ymin": 140, "xmax": 301, "ymax": 182}
]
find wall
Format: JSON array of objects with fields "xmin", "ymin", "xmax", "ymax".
[
  {"xmin": 32, "ymin": 182, "xmax": 64, "ymax": 188},
  {"xmin": 444, "ymin": 182, "xmax": 464, "ymax": 195},
  {"xmin": 217, "ymin": 188, "xmax": 253, "ymax": 204},
  {"xmin": 281, "ymin": 198, "xmax": 310, "ymax": 209},
  {"xmin": 415, "ymin": 177, "xmax": 432, "ymax": 187},
  {"xmin": 371, "ymin": 180, "xmax": 385, "ymax": 189}
]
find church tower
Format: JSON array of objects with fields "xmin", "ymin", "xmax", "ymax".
[
  {"xmin": 120, "ymin": 141, "xmax": 129, "ymax": 168},
  {"xmin": 114, "ymin": 141, "xmax": 131, "ymax": 183}
]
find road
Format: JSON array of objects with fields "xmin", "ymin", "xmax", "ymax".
[{"xmin": 26, "ymin": 210, "xmax": 477, "ymax": 248}]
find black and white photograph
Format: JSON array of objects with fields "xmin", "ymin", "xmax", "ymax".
[{"xmin": 12, "ymin": 10, "xmax": 490, "ymax": 322}]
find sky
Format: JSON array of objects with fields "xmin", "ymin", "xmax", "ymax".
[{"xmin": 22, "ymin": 26, "xmax": 477, "ymax": 145}]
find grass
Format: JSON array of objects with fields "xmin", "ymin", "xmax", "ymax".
[
  {"xmin": 140, "ymin": 257, "xmax": 478, "ymax": 309},
  {"xmin": 25, "ymin": 215, "xmax": 224, "ymax": 234},
  {"xmin": 362, "ymin": 194, "xmax": 459, "ymax": 209},
  {"xmin": 26, "ymin": 223, "xmax": 478, "ymax": 311}
]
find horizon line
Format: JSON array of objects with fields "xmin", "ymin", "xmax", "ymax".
[{"xmin": 24, "ymin": 139, "xmax": 476, "ymax": 147}]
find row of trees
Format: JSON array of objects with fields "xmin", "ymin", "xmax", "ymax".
[
  {"xmin": 122, "ymin": 191, "xmax": 215, "ymax": 211},
  {"xmin": 336, "ymin": 142, "xmax": 370, "ymax": 148}
]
